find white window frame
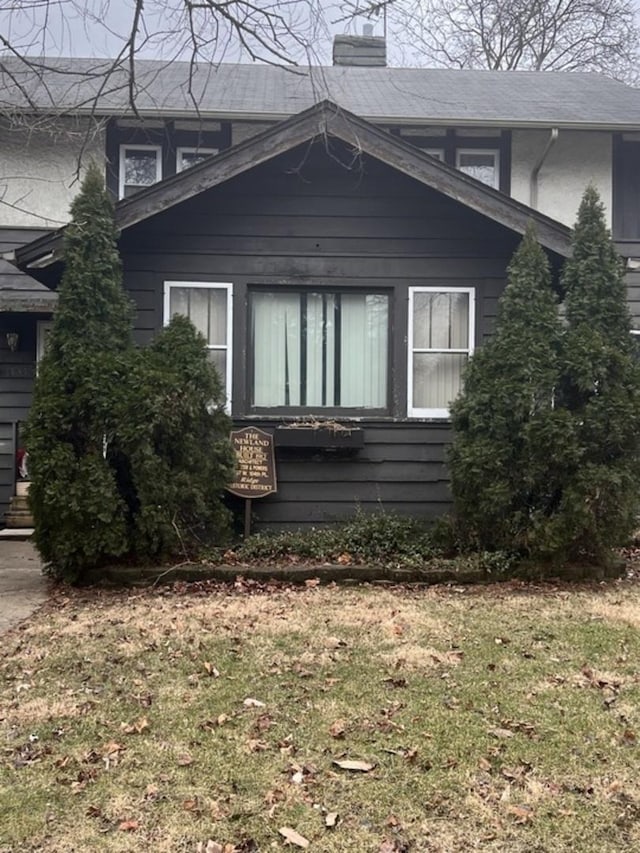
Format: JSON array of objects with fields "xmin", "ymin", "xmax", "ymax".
[
  {"xmin": 163, "ymin": 281, "xmax": 233, "ymax": 411},
  {"xmin": 407, "ymin": 286, "xmax": 475, "ymax": 419},
  {"xmin": 36, "ymin": 320, "xmax": 53, "ymax": 364},
  {"xmin": 119, "ymin": 144, "xmax": 162, "ymax": 199},
  {"xmin": 423, "ymin": 148, "xmax": 444, "ymax": 161},
  {"xmin": 176, "ymin": 147, "xmax": 217, "ymax": 172},
  {"xmin": 456, "ymin": 148, "xmax": 500, "ymax": 189}
]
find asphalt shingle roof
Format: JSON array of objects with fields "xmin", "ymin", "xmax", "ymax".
[{"xmin": 2, "ymin": 57, "xmax": 640, "ymax": 128}]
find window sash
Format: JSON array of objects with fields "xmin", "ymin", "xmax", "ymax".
[
  {"xmin": 250, "ymin": 290, "xmax": 389, "ymax": 411},
  {"xmin": 119, "ymin": 145, "xmax": 162, "ymax": 199},
  {"xmin": 176, "ymin": 147, "xmax": 217, "ymax": 172},
  {"xmin": 456, "ymin": 148, "xmax": 499, "ymax": 188},
  {"xmin": 163, "ymin": 281, "xmax": 233, "ymax": 411},
  {"xmin": 408, "ymin": 287, "xmax": 475, "ymax": 418}
]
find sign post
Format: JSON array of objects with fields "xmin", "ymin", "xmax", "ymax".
[{"xmin": 227, "ymin": 427, "xmax": 277, "ymax": 538}]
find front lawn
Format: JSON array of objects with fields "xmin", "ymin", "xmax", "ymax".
[{"xmin": 2, "ymin": 577, "xmax": 640, "ymax": 852}]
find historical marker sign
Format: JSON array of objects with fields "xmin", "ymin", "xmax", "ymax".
[{"xmin": 227, "ymin": 427, "xmax": 277, "ymax": 499}]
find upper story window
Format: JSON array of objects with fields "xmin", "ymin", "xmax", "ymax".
[
  {"xmin": 119, "ymin": 145, "xmax": 162, "ymax": 199},
  {"xmin": 164, "ymin": 281, "xmax": 233, "ymax": 409},
  {"xmin": 424, "ymin": 149, "xmax": 444, "ymax": 161},
  {"xmin": 408, "ymin": 287, "xmax": 475, "ymax": 418},
  {"xmin": 250, "ymin": 290, "xmax": 389, "ymax": 411},
  {"xmin": 177, "ymin": 147, "xmax": 217, "ymax": 172},
  {"xmin": 456, "ymin": 149, "xmax": 499, "ymax": 189}
]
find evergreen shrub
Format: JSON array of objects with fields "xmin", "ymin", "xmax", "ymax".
[
  {"xmin": 25, "ymin": 165, "xmax": 234, "ymax": 581},
  {"xmin": 556, "ymin": 187, "xmax": 640, "ymax": 560},
  {"xmin": 450, "ymin": 190, "xmax": 640, "ymax": 564},
  {"xmin": 449, "ymin": 224, "xmax": 575, "ymax": 555}
]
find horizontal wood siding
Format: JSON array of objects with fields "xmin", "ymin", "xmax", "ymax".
[
  {"xmin": 625, "ymin": 269, "xmax": 640, "ymax": 330},
  {"xmin": 0, "ymin": 422, "xmax": 15, "ymax": 523},
  {"xmin": 119, "ymin": 142, "xmax": 524, "ymax": 527},
  {"xmin": 227, "ymin": 421, "xmax": 452, "ymax": 530},
  {"xmin": 0, "ymin": 317, "xmax": 39, "ymax": 525}
]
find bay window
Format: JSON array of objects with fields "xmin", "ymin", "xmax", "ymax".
[
  {"xmin": 408, "ymin": 287, "xmax": 475, "ymax": 418},
  {"xmin": 250, "ymin": 290, "xmax": 389, "ymax": 410},
  {"xmin": 163, "ymin": 281, "xmax": 233, "ymax": 407}
]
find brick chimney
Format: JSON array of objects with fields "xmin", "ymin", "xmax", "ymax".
[{"xmin": 333, "ymin": 27, "xmax": 387, "ymax": 67}]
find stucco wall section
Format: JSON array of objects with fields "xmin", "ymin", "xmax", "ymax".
[
  {"xmin": 511, "ymin": 130, "xmax": 612, "ymax": 227},
  {"xmin": 0, "ymin": 118, "xmax": 106, "ymax": 228}
]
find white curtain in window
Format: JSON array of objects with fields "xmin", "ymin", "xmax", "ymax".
[
  {"xmin": 253, "ymin": 293, "xmax": 301, "ymax": 406},
  {"xmin": 413, "ymin": 292, "xmax": 469, "ymax": 409},
  {"xmin": 305, "ymin": 294, "xmax": 335, "ymax": 407},
  {"xmin": 341, "ymin": 294, "xmax": 388, "ymax": 408},
  {"xmin": 252, "ymin": 291, "xmax": 388, "ymax": 408}
]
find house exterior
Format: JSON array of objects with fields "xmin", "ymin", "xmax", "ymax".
[{"xmin": 1, "ymin": 39, "xmax": 639, "ymax": 529}]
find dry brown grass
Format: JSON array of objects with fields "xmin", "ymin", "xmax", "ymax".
[{"xmin": 2, "ymin": 578, "xmax": 640, "ymax": 852}]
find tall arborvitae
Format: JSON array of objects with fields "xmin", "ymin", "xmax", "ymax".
[
  {"xmin": 25, "ymin": 163, "xmax": 134, "ymax": 580},
  {"xmin": 117, "ymin": 315, "xmax": 236, "ymax": 560},
  {"xmin": 556, "ymin": 186, "xmax": 640, "ymax": 560},
  {"xmin": 449, "ymin": 224, "xmax": 575, "ymax": 554}
]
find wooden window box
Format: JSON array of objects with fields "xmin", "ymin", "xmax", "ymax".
[{"xmin": 275, "ymin": 426, "xmax": 364, "ymax": 449}]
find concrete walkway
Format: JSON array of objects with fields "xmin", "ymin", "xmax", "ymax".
[{"xmin": 0, "ymin": 541, "xmax": 48, "ymax": 633}]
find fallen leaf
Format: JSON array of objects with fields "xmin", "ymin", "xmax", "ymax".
[
  {"xmin": 243, "ymin": 698, "xmax": 266, "ymax": 708},
  {"xmin": 332, "ymin": 758, "xmax": 375, "ymax": 772},
  {"xmin": 204, "ymin": 662, "xmax": 220, "ymax": 678},
  {"xmin": 121, "ymin": 716, "xmax": 149, "ymax": 735},
  {"xmin": 279, "ymin": 826, "xmax": 310, "ymax": 848},
  {"xmin": 118, "ymin": 819, "xmax": 139, "ymax": 832},
  {"xmin": 196, "ymin": 842, "xmax": 224, "ymax": 853},
  {"xmin": 177, "ymin": 752, "xmax": 193, "ymax": 766},
  {"xmin": 325, "ymin": 811, "xmax": 339, "ymax": 828},
  {"xmin": 305, "ymin": 578, "xmax": 321, "ymax": 588},
  {"xmin": 488, "ymin": 727, "xmax": 514, "ymax": 739},
  {"xmin": 506, "ymin": 804, "xmax": 534, "ymax": 824},
  {"xmin": 329, "ymin": 719, "xmax": 346, "ymax": 739}
]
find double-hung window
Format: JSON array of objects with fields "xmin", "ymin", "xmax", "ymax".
[
  {"xmin": 408, "ymin": 287, "xmax": 475, "ymax": 418},
  {"xmin": 164, "ymin": 281, "xmax": 233, "ymax": 408},
  {"xmin": 250, "ymin": 290, "xmax": 389, "ymax": 410},
  {"xmin": 119, "ymin": 145, "xmax": 162, "ymax": 198},
  {"xmin": 456, "ymin": 149, "xmax": 499, "ymax": 188},
  {"xmin": 177, "ymin": 147, "xmax": 217, "ymax": 172}
]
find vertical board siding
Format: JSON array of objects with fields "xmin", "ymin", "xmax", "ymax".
[{"xmin": 119, "ymin": 142, "xmax": 523, "ymax": 528}]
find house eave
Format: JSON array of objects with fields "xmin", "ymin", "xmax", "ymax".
[
  {"xmin": 69, "ymin": 106, "xmax": 640, "ymax": 133},
  {"xmin": 16, "ymin": 100, "xmax": 574, "ymax": 268}
]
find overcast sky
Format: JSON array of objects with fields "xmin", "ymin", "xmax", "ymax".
[{"xmin": 0, "ymin": 1, "xmax": 389, "ymax": 66}]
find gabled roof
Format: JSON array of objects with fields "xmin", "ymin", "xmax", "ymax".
[
  {"xmin": 18, "ymin": 100, "xmax": 573, "ymax": 268},
  {"xmin": 2, "ymin": 57, "xmax": 640, "ymax": 130}
]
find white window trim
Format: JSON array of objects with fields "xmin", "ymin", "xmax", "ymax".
[
  {"xmin": 176, "ymin": 146, "xmax": 217, "ymax": 172},
  {"xmin": 423, "ymin": 148, "xmax": 444, "ymax": 161},
  {"xmin": 119, "ymin": 144, "xmax": 162, "ymax": 199},
  {"xmin": 163, "ymin": 281, "xmax": 233, "ymax": 412},
  {"xmin": 407, "ymin": 286, "xmax": 475, "ymax": 419},
  {"xmin": 36, "ymin": 320, "xmax": 53, "ymax": 364},
  {"xmin": 456, "ymin": 148, "xmax": 500, "ymax": 189}
]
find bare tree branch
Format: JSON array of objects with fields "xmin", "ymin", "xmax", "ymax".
[{"xmin": 340, "ymin": 0, "xmax": 640, "ymax": 82}]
